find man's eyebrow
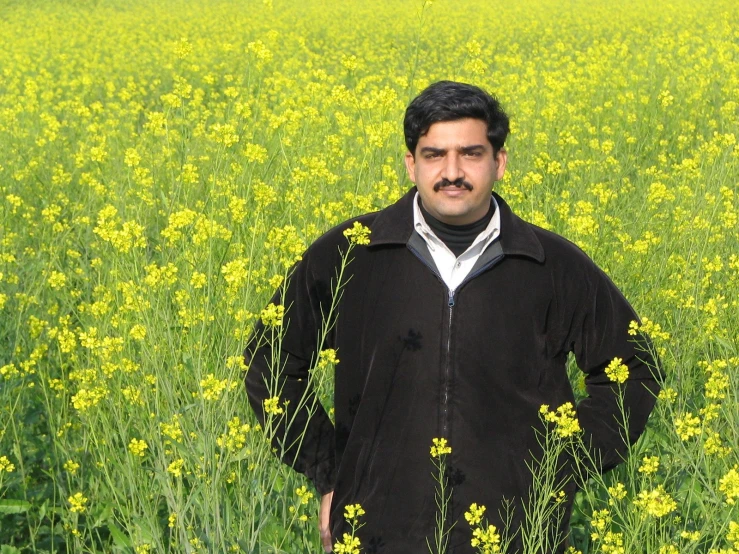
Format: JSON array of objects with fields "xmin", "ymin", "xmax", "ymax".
[
  {"xmin": 459, "ymin": 144, "xmax": 486, "ymax": 153},
  {"xmin": 419, "ymin": 145, "xmax": 487, "ymax": 154},
  {"xmin": 419, "ymin": 146, "xmax": 446, "ymax": 154}
]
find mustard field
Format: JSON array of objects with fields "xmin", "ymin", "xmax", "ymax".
[{"xmin": 0, "ymin": 0, "xmax": 738, "ymax": 552}]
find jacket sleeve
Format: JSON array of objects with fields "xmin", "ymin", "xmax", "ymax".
[
  {"xmin": 568, "ymin": 265, "xmax": 662, "ymax": 473},
  {"xmin": 243, "ymin": 252, "xmax": 337, "ymax": 495}
]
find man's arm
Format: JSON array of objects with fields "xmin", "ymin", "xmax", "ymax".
[
  {"xmin": 243, "ymin": 254, "xmax": 337, "ymax": 495},
  {"xmin": 569, "ymin": 267, "xmax": 663, "ymax": 473}
]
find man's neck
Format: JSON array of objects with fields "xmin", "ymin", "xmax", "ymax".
[{"xmin": 418, "ymin": 198, "xmax": 495, "ymax": 257}]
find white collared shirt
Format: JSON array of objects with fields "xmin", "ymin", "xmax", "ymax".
[{"xmin": 412, "ymin": 192, "xmax": 501, "ymax": 292}]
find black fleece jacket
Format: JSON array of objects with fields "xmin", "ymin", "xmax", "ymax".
[{"xmin": 244, "ymin": 188, "xmax": 660, "ymax": 553}]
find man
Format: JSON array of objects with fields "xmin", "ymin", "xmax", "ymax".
[{"xmin": 245, "ymin": 81, "xmax": 660, "ymax": 553}]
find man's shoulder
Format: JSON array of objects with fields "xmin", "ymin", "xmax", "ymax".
[
  {"xmin": 308, "ymin": 211, "xmax": 381, "ymax": 252},
  {"xmin": 306, "ymin": 189, "xmax": 416, "ymax": 255},
  {"xmin": 512, "ymin": 214, "xmax": 602, "ymax": 272}
]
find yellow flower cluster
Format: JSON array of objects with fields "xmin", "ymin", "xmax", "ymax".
[
  {"xmin": 343, "ymin": 221, "xmax": 372, "ymax": 245},
  {"xmin": 430, "ymin": 437, "xmax": 452, "ymax": 458},
  {"xmin": 333, "ymin": 534, "xmax": 361, "ymax": 554},
  {"xmin": 0, "ymin": 456, "xmax": 15, "ymax": 473},
  {"xmin": 160, "ymin": 415, "xmax": 183, "ymax": 444},
  {"xmin": 633, "ymin": 485, "xmax": 677, "ymax": 518},
  {"xmin": 199, "ymin": 373, "xmax": 235, "ymax": 401},
  {"xmin": 333, "ymin": 498, "xmax": 357, "ymax": 520},
  {"xmin": 719, "ymin": 466, "xmax": 739, "ymax": 505},
  {"xmin": 295, "ymin": 485, "xmax": 314, "ymax": 505},
  {"xmin": 167, "ymin": 458, "xmax": 185, "ymax": 478},
  {"xmin": 539, "ymin": 403, "xmax": 582, "ymax": 438},
  {"xmin": 216, "ymin": 416, "xmax": 252, "ymax": 453},
  {"xmin": 316, "ymin": 349, "xmax": 340, "ymax": 371},
  {"xmin": 638, "ymin": 456, "xmax": 660, "ymax": 475},
  {"xmin": 128, "ymin": 438, "xmax": 149, "ymax": 457},
  {"xmin": 68, "ymin": 492, "xmax": 88, "ymax": 513},
  {"xmin": 607, "ymin": 482, "xmax": 627, "ymax": 504},
  {"xmin": 599, "ymin": 531, "xmax": 625, "ymax": 554},
  {"xmin": 464, "ymin": 503, "xmax": 487, "ymax": 526},
  {"xmin": 590, "ymin": 509, "xmax": 612, "ymax": 541},
  {"xmin": 471, "ymin": 524, "xmax": 502, "ymax": 553},
  {"xmin": 605, "ymin": 357, "xmax": 629, "ymax": 384},
  {"xmin": 674, "ymin": 412, "xmax": 701, "ymax": 441},
  {"xmin": 263, "ymin": 396, "xmax": 284, "ymax": 416},
  {"xmin": 260, "ymin": 303, "xmax": 285, "ymax": 327}
]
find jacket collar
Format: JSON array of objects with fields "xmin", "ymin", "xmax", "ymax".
[{"xmin": 368, "ymin": 187, "xmax": 545, "ymax": 263}]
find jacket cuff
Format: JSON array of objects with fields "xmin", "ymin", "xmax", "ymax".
[{"xmin": 306, "ymin": 457, "xmax": 336, "ymax": 496}]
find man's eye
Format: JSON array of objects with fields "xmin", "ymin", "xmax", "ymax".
[{"xmin": 465, "ymin": 151, "xmax": 482, "ymax": 157}]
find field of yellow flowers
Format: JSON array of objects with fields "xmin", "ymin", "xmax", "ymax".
[{"xmin": 0, "ymin": 0, "xmax": 738, "ymax": 551}]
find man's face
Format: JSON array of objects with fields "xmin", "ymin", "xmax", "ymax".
[{"xmin": 404, "ymin": 118, "xmax": 507, "ymax": 225}]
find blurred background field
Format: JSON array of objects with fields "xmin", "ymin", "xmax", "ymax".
[{"xmin": 0, "ymin": 0, "xmax": 738, "ymax": 551}]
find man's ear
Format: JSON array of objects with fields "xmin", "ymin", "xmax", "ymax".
[
  {"xmin": 495, "ymin": 148, "xmax": 508, "ymax": 181},
  {"xmin": 404, "ymin": 151, "xmax": 417, "ymax": 184}
]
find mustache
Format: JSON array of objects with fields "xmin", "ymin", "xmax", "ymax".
[{"xmin": 433, "ymin": 178, "xmax": 473, "ymax": 192}]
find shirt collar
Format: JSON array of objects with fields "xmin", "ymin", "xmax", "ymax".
[
  {"xmin": 368, "ymin": 187, "xmax": 545, "ymax": 263},
  {"xmin": 412, "ymin": 192, "xmax": 500, "ymax": 250}
]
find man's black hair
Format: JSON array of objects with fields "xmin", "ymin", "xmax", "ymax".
[{"xmin": 403, "ymin": 81, "xmax": 510, "ymax": 156}]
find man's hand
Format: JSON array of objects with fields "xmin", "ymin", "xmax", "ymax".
[{"xmin": 319, "ymin": 491, "xmax": 333, "ymax": 552}]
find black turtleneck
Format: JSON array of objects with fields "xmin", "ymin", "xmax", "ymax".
[{"xmin": 418, "ymin": 197, "xmax": 496, "ymax": 257}]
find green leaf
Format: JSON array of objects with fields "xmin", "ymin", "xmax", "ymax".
[
  {"xmin": 0, "ymin": 499, "xmax": 32, "ymax": 514},
  {"xmin": 91, "ymin": 503, "xmax": 113, "ymax": 528},
  {"xmin": 1, "ymin": 545, "xmax": 22, "ymax": 554},
  {"xmin": 107, "ymin": 522, "xmax": 132, "ymax": 548}
]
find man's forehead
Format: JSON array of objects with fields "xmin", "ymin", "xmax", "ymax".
[{"xmin": 418, "ymin": 119, "xmax": 490, "ymax": 149}]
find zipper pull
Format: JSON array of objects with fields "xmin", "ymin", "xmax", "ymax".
[{"xmin": 448, "ymin": 290, "xmax": 455, "ymax": 307}]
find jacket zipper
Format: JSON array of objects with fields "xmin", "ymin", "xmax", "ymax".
[
  {"xmin": 407, "ymin": 244, "xmax": 504, "ymax": 439},
  {"xmin": 442, "ymin": 289, "xmax": 455, "ymax": 437}
]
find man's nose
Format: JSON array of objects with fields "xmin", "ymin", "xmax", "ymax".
[{"xmin": 441, "ymin": 153, "xmax": 463, "ymax": 181}]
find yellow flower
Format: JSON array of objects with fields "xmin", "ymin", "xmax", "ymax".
[
  {"xmin": 167, "ymin": 458, "xmax": 185, "ymax": 477},
  {"xmin": 430, "ymin": 437, "xmax": 452, "ymax": 458},
  {"xmin": 471, "ymin": 523, "xmax": 502, "ymax": 553},
  {"xmin": 343, "ymin": 503, "xmax": 365, "ymax": 525},
  {"xmin": 333, "ymin": 533, "xmax": 361, "ymax": 554},
  {"xmin": 190, "ymin": 271, "xmax": 207, "ymax": 289},
  {"xmin": 68, "ymin": 492, "xmax": 88, "ymax": 513},
  {"xmin": 674, "ymin": 412, "xmax": 701, "ymax": 441},
  {"xmin": 263, "ymin": 396, "xmax": 284, "ymax": 415},
  {"xmin": 605, "ymin": 357, "xmax": 629, "ymax": 384},
  {"xmin": 128, "ymin": 438, "xmax": 149, "ymax": 457},
  {"xmin": 607, "ymin": 483, "xmax": 627, "ymax": 504},
  {"xmin": 638, "ymin": 456, "xmax": 660, "ymax": 475},
  {"xmin": 199, "ymin": 373, "xmax": 232, "ymax": 401},
  {"xmin": 0, "ymin": 456, "xmax": 15, "ymax": 473},
  {"xmin": 590, "ymin": 509, "xmax": 611, "ymax": 541},
  {"xmin": 129, "ymin": 324, "xmax": 147, "ymax": 341},
  {"xmin": 658, "ymin": 387, "xmax": 677, "ymax": 403},
  {"xmin": 464, "ymin": 503, "xmax": 487, "ymax": 526},
  {"xmin": 216, "ymin": 416, "xmax": 252, "ymax": 452},
  {"xmin": 727, "ymin": 521, "xmax": 739, "ymax": 547},
  {"xmin": 260, "ymin": 303, "xmax": 285, "ymax": 327},
  {"xmin": 296, "ymin": 485, "xmax": 314, "ymax": 505},
  {"xmin": 343, "ymin": 221, "xmax": 371, "ymax": 245},
  {"xmin": 63, "ymin": 460, "xmax": 80, "ymax": 475},
  {"xmin": 719, "ymin": 465, "xmax": 739, "ymax": 505},
  {"xmin": 47, "ymin": 271, "xmax": 67, "ymax": 290},
  {"xmin": 633, "ymin": 485, "xmax": 677, "ymax": 518},
  {"xmin": 599, "ymin": 531, "xmax": 624, "ymax": 554},
  {"xmin": 539, "ymin": 403, "xmax": 581, "ymax": 438}
]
